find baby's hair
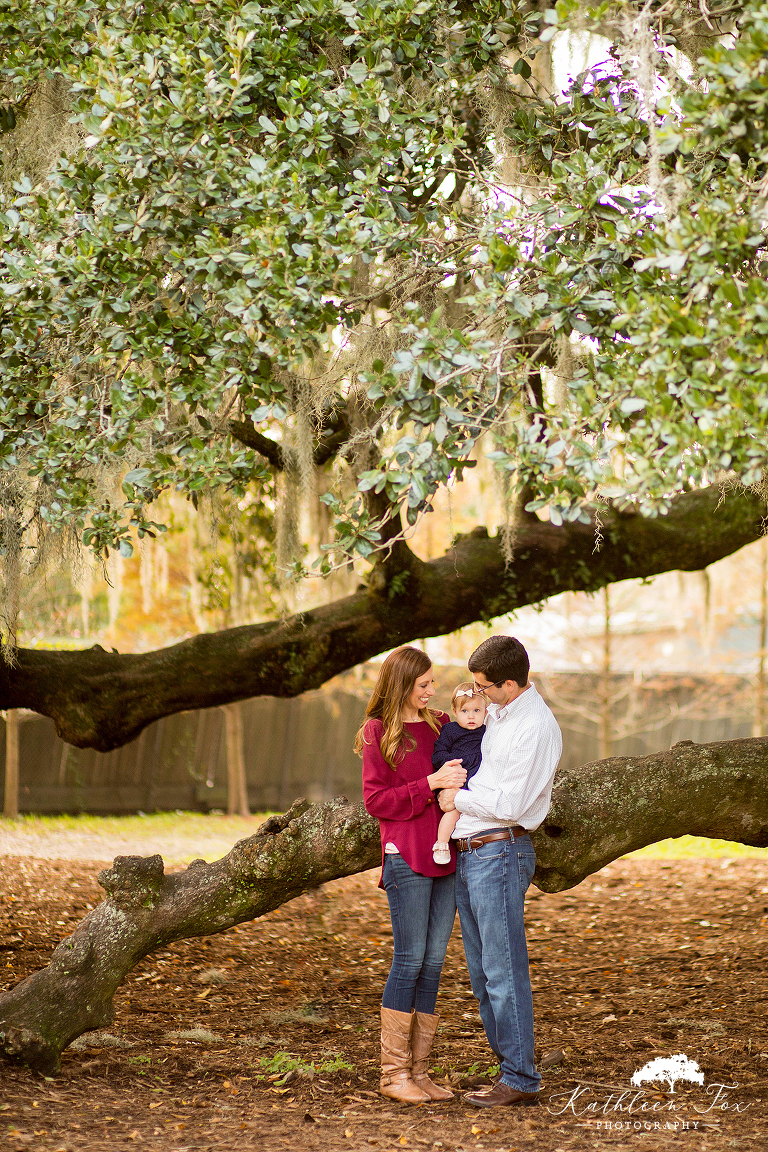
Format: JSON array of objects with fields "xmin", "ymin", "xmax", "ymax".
[{"xmin": 451, "ymin": 682, "xmax": 485, "ymax": 712}]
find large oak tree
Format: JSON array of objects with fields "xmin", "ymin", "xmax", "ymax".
[{"xmin": 0, "ymin": 0, "xmax": 767, "ymax": 735}]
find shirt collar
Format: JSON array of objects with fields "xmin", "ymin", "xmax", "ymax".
[{"xmin": 487, "ymin": 682, "xmax": 536, "ymax": 722}]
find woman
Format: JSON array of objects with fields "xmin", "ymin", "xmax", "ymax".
[{"xmin": 356, "ymin": 646, "xmax": 467, "ymax": 1104}]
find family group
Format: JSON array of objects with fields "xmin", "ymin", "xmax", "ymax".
[{"xmin": 357, "ymin": 634, "xmax": 562, "ymax": 1110}]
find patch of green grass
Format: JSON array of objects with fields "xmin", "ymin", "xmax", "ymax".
[
  {"xmin": 10, "ymin": 814, "xmax": 761, "ymax": 870},
  {"xmin": 627, "ymin": 835, "xmax": 766, "ymax": 860},
  {"xmin": 258, "ymin": 1052, "xmax": 304, "ymax": 1077},
  {"xmin": 128, "ymin": 1054, "xmax": 151, "ymax": 1074},
  {"xmin": 257, "ymin": 1050, "xmax": 354, "ymax": 1082},
  {"xmin": 3, "ymin": 811, "xmax": 273, "ymax": 836},
  {"xmin": 0, "ymin": 811, "xmax": 276, "ymax": 866},
  {"xmin": 319, "ymin": 1054, "xmax": 355, "ymax": 1074}
]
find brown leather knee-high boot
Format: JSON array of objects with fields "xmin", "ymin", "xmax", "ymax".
[
  {"xmin": 411, "ymin": 1012, "xmax": 454, "ymax": 1101},
  {"xmin": 380, "ymin": 1007, "xmax": 430, "ymax": 1104}
]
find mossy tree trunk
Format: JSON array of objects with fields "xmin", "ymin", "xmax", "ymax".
[
  {"xmin": 2, "ymin": 734, "xmax": 767, "ymax": 1076},
  {"xmin": 222, "ymin": 702, "xmax": 249, "ymax": 818},
  {"xmin": 0, "ymin": 487, "xmax": 763, "ymax": 753}
]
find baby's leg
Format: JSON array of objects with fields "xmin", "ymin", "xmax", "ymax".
[
  {"xmin": 433, "ymin": 808, "xmax": 460, "ymax": 864},
  {"xmin": 437, "ymin": 807, "xmax": 460, "ymax": 844}
]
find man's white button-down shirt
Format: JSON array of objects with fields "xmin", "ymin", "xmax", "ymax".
[{"xmin": 452, "ymin": 682, "xmax": 562, "ymax": 838}]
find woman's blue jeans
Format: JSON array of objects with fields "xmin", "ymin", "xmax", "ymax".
[{"xmin": 381, "ymin": 853, "xmax": 457, "ymax": 1014}]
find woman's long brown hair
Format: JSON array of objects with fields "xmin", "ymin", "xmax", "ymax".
[{"xmin": 354, "ymin": 646, "xmax": 441, "ymax": 767}]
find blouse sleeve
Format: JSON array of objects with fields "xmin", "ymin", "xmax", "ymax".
[
  {"xmin": 362, "ymin": 720, "xmax": 435, "ymax": 820},
  {"xmin": 431, "ymin": 724, "xmax": 453, "ymax": 770}
]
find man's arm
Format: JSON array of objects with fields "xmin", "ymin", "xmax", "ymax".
[{"xmin": 453, "ymin": 722, "xmax": 561, "ymax": 824}]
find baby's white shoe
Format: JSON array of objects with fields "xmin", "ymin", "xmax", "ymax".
[{"xmin": 432, "ymin": 841, "xmax": 451, "ymax": 865}]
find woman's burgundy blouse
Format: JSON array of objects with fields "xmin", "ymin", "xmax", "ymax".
[{"xmin": 362, "ymin": 713, "xmax": 456, "ymax": 883}]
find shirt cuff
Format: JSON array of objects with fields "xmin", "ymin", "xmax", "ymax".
[
  {"xmin": 453, "ymin": 789, "xmax": 471, "ymax": 814},
  {"xmin": 417, "ymin": 775, "xmax": 435, "ymax": 804}
]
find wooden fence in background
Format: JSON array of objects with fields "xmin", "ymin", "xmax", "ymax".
[
  {"xmin": 0, "ymin": 674, "xmax": 756, "ymax": 815},
  {"xmin": 0, "ymin": 691, "xmax": 363, "ymax": 815}
]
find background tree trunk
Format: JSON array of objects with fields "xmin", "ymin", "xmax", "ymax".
[
  {"xmin": 3, "ymin": 709, "xmax": 19, "ymax": 819},
  {"xmin": 2, "ymin": 734, "xmax": 767, "ymax": 1076},
  {"xmin": 222, "ymin": 702, "xmax": 249, "ymax": 817},
  {"xmin": 754, "ymin": 538, "xmax": 768, "ymax": 737},
  {"xmin": 598, "ymin": 586, "xmax": 612, "ymax": 760}
]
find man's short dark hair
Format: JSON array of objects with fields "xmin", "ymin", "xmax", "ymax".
[{"xmin": 468, "ymin": 636, "xmax": 529, "ymax": 688}]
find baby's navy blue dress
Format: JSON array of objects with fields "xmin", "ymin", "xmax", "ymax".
[{"xmin": 431, "ymin": 720, "xmax": 486, "ymax": 782}]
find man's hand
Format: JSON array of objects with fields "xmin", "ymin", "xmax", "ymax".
[{"xmin": 439, "ymin": 788, "xmax": 460, "ymax": 812}]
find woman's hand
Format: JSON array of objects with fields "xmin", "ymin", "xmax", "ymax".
[{"xmin": 427, "ymin": 759, "xmax": 467, "ymax": 791}]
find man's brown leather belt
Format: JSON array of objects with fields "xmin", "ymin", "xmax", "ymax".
[{"xmin": 455, "ymin": 827, "xmax": 529, "ymax": 852}]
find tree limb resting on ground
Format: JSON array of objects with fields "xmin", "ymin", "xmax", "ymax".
[
  {"xmin": 0, "ymin": 797, "xmax": 378, "ymax": 1075},
  {"xmin": 0, "ymin": 486, "xmax": 763, "ymax": 751},
  {"xmin": 1, "ymin": 733, "xmax": 766, "ymax": 1074}
]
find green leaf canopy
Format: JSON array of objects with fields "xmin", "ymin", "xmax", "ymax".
[{"xmin": 0, "ymin": 0, "xmax": 767, "ymax": 567}]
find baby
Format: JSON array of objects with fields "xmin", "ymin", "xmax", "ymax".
[{"xmin": 431, "ymin": 683, "xmax": 486, "ymax": 864}]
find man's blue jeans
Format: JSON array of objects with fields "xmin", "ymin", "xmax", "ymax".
[
  {"xmin": 381, "ymin": 853, "xmax": 457, "ymax": 1014},
  {"xmin": 455, "ymin": 834, "xmax": 540, "ymax": 1093}
]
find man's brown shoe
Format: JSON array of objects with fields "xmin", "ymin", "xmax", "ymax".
[{"xmin": 464, "ymin": 1083, "xmax": 539, "ymax": 1109}]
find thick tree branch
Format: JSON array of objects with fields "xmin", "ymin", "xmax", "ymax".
[
  {"xmin": 534, "ymin": 735, "xmax": 768, "ymax": 892},
  {"xmin": 0, "ymin": 797, "xmax": 378, "ymax": 1074},
  {"xmin": 228, "ymin": 420, "xmax": 286, "ymax": 470},
  {"xmin": 229, "ymin": 405, "xmax": 351, "ymax": 471},
  {"xmin": 0, "ymin": 486, "xmax": 763, "ymax": 751},
  {"xmin": 2, "ymin": 731, "xmax": 766, "ymax": 1074}
]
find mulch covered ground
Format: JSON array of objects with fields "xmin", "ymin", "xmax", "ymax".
[{"xmin": 1, "ymin": 852, "xmax": 767, "ymax": 1151}]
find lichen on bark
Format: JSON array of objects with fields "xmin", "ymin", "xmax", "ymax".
[{"xmin": 532, "ymin": 736, "xmax": 768, "ymax": 891}]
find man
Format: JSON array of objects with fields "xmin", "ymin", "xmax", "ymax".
[{"xmin": 438, "ymin": 635, "xmax": 562, "ymax": 1108}]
